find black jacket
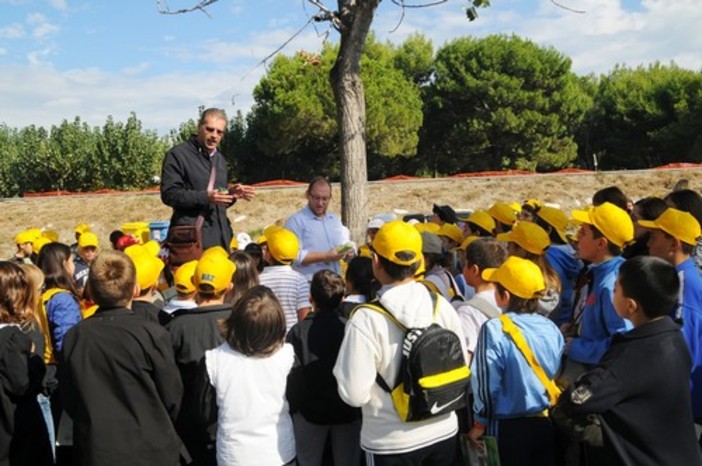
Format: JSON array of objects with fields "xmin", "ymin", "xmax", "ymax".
[
  {"xmin": 165, "ymin": 303, "xmax": 233, "ymax": 466},
  {"xmin": 558, "ymin": 317, "xmax": 702, "ymax": 466},
  {"xmin": 61, "ymin": 307, "xmax": 183, "ymax": 466},
  {"xmin": 286, "ymin": 310, "xmax": 361, "ymax": 425},
  {"xmin": 161, "ymin": 136, "xmax": 235, "ymax": 250},
  {"xmin": 0, "ymin": 326, "xmax": 50, "ymax": 466}
]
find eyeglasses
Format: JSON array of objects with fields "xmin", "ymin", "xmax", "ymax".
[{"xmin": 309, "ymin": 195, "xmax": 331, "ymax": 203}]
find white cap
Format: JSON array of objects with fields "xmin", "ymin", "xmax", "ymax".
[
  {"xmin": 367, "ymin": 218, "xmax": 385, "ymax": 229},
  {"xmin": 236, "ymin": 232, "xmax": 252, "ymax": 249}
]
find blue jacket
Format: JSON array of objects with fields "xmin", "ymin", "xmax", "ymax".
[
  {"xmin": 569, "ymin": 256, "xmax": 632, "ymax": 365},
  {"xmin": 47, "ymin": 291, "xmax": 82, "ymax": 358},
  {"xmin": 675, "ymin": 257, "xmax": 702, "ymax": 419},
  {"xmin": 471, "ymin": 312, "xmax": 564, "ymax": 434},
  {"xmin": 546, "ymin": 244, "xmax": 583, "ymax": 326}
]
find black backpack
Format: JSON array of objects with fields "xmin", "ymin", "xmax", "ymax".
[{"xmin": 359, "ymin": 292, "xmax": 471, "ymax": 422}]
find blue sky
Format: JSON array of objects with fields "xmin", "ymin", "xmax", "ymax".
[{"xmin": 1, "ymin": 0, "xmax": 701, "ymax": 134}]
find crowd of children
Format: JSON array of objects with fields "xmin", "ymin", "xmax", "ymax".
[{"xmin": 2, "ymin": 181, "xmax": 702, "ymax": 466}]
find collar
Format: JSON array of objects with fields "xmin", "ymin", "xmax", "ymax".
[
  {"xmin": 93, "ymin": 306, "xmax": 134, "ymax": 317},
  {"xmin": 611, "ymin": 316, "xmax": 680, "ymax": 343},
  {"xmin": 675, "ymin": 256, "xmax": 696, "ymax": 273},
  {"xmin": 189, "ymin": 135, "xmax": 218, "ymax": 159},
  {"xmin": 173, "ymin": 303, "xmax": 232, "ymax": 317},
  {"xmin": 590, "ymin": 255, "xmax": 624, "ymax": 275}
]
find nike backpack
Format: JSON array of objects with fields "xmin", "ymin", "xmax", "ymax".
[{"xmin": 361, "ymin": 292, "xmax": 471, "ymax": 422}]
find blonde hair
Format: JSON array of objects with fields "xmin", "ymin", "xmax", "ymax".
[
  {"xmin": 19, "ymin": 263, "xmax": 44, "ymax": 320},
  {"xmin": 0, "ymin": 262, "xmax": 33, "ymax": 325}
]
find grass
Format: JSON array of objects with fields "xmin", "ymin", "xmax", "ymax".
[{"xmin": 2, "ymin": 168, "xmax": 699, "ymax": 258}]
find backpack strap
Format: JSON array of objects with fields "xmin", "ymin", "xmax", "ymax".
[
  {"xmin": 355, "ymin": 292, "xmax": 440, "ymax": 393},
  {"xmin": 499, "ymin": 314, "xmax": 561, "ymax": 406},
  {"xmin": 466, "ymin": 295, "xmax": 500, "ymax": 319}
]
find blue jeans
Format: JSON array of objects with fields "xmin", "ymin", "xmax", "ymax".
[{"xmin": 38, "ymin": 393, "xmax": 56, "ymax": 461}]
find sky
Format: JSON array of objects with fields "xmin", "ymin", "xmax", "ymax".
[{"xmin": 1, "ymin": 0, "xmax": 701, "ymax": 135}]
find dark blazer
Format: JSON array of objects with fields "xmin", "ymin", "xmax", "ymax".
[
  {"xmin": 160, "ymin": 135, "xmax": 235, "ymax": 251},
  {"xmin": 558, "ymin": 317, "xmax": 702, "ymax": 466},
  {"xmin": 61, "ymin": 307, "xmax": 183, "ymax": 466}
]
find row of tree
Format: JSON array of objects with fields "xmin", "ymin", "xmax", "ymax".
[{"xmin": 1, "ymin": 33, "xmax": 701, "ymax": 196}]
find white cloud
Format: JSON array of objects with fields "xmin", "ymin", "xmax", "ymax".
[
  {"xmin": 26, "ymin": 12, "xmax": 60, "ymax": 39},
  {"xmin": 47, "ymin": 0, "xmax": 67, "ymax": 11},
  {"xmin": 0, "ymin": 47, "xmax": 7, "ymax": 55},
  {"xmin": 0, "ymin": 23, "xmax": 25, "ymax": 39},
  {"xmin": 121, "ymin": 62, "xmax": 151, "ymax": 76},
  {"xmin": 27, "ymin": 46, "xmax": 54, "ymax": 65}
]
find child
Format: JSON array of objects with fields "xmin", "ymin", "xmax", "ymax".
[
  {"xmin": 339, "ymin": 256, "xmax": 375, "ymax": 318},
  {"xmin": 638, "ymin": 207, "xmax": 702, "ymax": 427},
  {"xmin": 224, "ymin": 250, "xmax": 260, "ymax": 306},
  {"xmin": 565, "ymin": 202, "xmax": 634, "ymax": 370},
  {"xmin": 532, "ymin": 206, "xmax": 583, "ymax": 327},
  {"xmin": 72, "ymin": 231, "xmax": 99, "ymax": 294},
  {"xmin": 468, "ymin": 256, "xmax": 564, "ymax": 466},
  {"xmin": 61, "ymin": 250, "xmax": 184, "ymax": 466},
  {"xmin": 462, "ymin": 210, "xmax": 496, "ymax": 238},
  {"xmin": 125, "ymin": 244, "xmax": 165, "ymax": 323},
  {"xmin": 554, "ymin": 256, "xmax": 702, "ymax": 465},
  {"xmin": 11, "ymin": 229, "xmax": 37, "ymax": 264},
  {"xmin": 199, "ymin": 285, "xmax": 296, "ymax": 465},
  {"xmin": 497, "ymin": 221, "xmax": 562, "ymax": 316},
  {"xmin": 286, "ymin": 270, "xmax": 362, "ymax": 466},
  {"xmin": 259, "ymin": 227, "xmax": 311, "ymax": 332},
  {"xmin": 487, "ymin": 202, "xmax": 518, "ymax": 234},
  {"xmin": 421, "ymin": 231, "xmax": 464, "ymax": 302},
  {"xmin": 455, "ymin": 238, "xmax": 508, "ymax": 363},
  {"xmin": 0, "ymin": 261, "xmax": 51, "ymax": 466},
  {"xmin": 165, "ymin": 247, "xmax": 236, "ymax": 465},
  {"xmin": 160, "ymin": 259, "xmax": 198, "ymax": 316}
]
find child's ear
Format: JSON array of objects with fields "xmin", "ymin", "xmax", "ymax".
[
  {"xmin": 623, "ymin": 297, "xmax": 639, "ymax": 319},
  {"xmin": 132, "ymin": 283, "xmax": 141, "ymax": 298},
  {"xmin": 226, "ymin": 282, "xmax": 234, "ymax": 293},
  {"xmin": 494, "ymin": 288, "xmax": 510, "ymax": 308}
]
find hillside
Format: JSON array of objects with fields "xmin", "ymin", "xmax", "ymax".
[{"xmin": 2, "ymin": 168, "xmax": 700, "ymax": 258}]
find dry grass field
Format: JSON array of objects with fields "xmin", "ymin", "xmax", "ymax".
[{"xmin": 2, "ymin": 168, "xmax": 700, "ymax": 258}]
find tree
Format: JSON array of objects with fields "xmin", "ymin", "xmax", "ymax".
[
  {"xmin": 421, "ymin": 35, "xmax": 592, "ymax": 174},
  {"xmin": 585, "ymin": 63, "xmax": 702, "ymax": 169},
  {"xmin": 242, "ymin": 37, "xmax": 423, "ymax": 182}
]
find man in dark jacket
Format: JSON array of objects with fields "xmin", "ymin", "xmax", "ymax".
[
  {"xmin": 160, "ymin": 107, "xmax": 255, "ymax": 250},
  {"xmin": 61, "ymin": 251, "xmax": 184, "ymax": 466}
]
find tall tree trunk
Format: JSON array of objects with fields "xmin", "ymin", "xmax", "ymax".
[{"xmin": 330, "ymin": 0, "xmax": 379, "ymax": 244}]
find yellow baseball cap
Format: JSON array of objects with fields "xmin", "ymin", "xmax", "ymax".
[
  {"xmin": 174, "ymin": 260, "xmax": 198, "ymax": 294},
  {"xmin": 372, "ymin": 220, "xmax": 423, "ymax": 266},
  {"xmin": 488, "ymin": 202, "xmax": 518, "ymax": 226},
  {"xmin": 438, "ymin": 223, "xmax": 464, "ymax": 245},
  {"xmin": 638, "ymin": 207, "xmax": 702, "ymax": 246},
  {"xmin": 482, "ymin": 256, "xmax": 545, "ymax": 299},
  {"xmin": 42, "ymin": 230, "xmax": 60, "ymax": 242},
  {"xmin": 143, "ymin": 240, "xmax": 160, "ymax": 257},
  {"xmin": 534, "ymin": 206, "xmax": 569, "ymax": 243},
  {"xmin": 74, "ymin": 223, "xmax": 91, "ymax": 234},
  {"xmin": 194, "ymin": 253, "xmax": 236, "ymax": 293},
  {"xmin": 15, "ymin": 230, "xmax": 36, "ymax": 245},
  {"xmin": 523, "ymin": 199, "xmax": 543, "ymax": 210},
  {"xmin": 32, "ymin": 236, "xmax": 52, "ymax": 254},
  {"xmin": 130, "ymin": 253, "xmax": 165, "ymax": 291},
  {"xmin": 466, "ymin": 210, "xmax": 496, "ymax": 235},
  {"xmin": 78, "ymin": 232, "xmax": 99, "ymax": 248},
  {"xmin": 230, "ymin": 236, "xmax": 238, "ymax": 251},
  {"xmin": 571, "ymin": 202, "xmax": 634, "ymax": 248},
  {"xmin": 267, "ymin": 227, "xmax": 300, "ymax": 264},
  {"xmin": 496, "ymin": 221, "xmax": 550, "ymax": 256}
]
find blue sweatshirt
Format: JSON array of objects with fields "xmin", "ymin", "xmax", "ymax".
[
  {"xmin": 568, "ymin": 256, "xmax": 632, "ymax": 365},
  {"xmin": 675, "ymin": 257, "xmax": 702, "ymax": 419},
  {"xmin": 546, "ymin": 244, "xmax": 583, "ymax": 326}
]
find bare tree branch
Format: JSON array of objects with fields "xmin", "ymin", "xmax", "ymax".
[
  {"xmin": 389, "ymin": 0, "xmax": 407, "ymax": 33},
  {"xmin": 550, "ymin": 0, "xmax": 586, "ymax": 14},
  {"xmin": 307, "ymin": 0, "xmax": 342, "ymax": 30},
  {"xmin": 389, "ymin": 0, "xmax": 448, "ymax": 8},
  {"xmin": 157, "ymin": 0, "xmax": 218, "ymax": 17}
]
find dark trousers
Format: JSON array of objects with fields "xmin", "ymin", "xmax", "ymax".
[
  {"xmin": 498, "ymin": 417, "xmax": 555, "ymax": 466},
  {"xmin": 365, "ymin": 435, "xmax": 458, "ymax": 466}
]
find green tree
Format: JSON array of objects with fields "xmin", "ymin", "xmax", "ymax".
[
  {"xmin": 585, "ymin": 63, "xmax": 702, "ymax": 169},
  {"xmin": 422, "ymin": 34, "xmax": 592, "ymax": 174}
]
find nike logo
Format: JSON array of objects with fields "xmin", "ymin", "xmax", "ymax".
[{"xmin": 429, "ymin": 394, "xmax": 463, "ymax": 415}]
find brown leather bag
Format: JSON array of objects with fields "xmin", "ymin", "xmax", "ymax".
[
  {"xmin": 166, "ymin": 162, "xmax": 216, "ymax": 266},
  {"xmin": 166, "ymin": 224, "xmax": 203, "ymax": 266}
]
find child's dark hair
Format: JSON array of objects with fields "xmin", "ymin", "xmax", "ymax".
[
  {"xmin": 593, "ymin": 186, "xmax": 629, "ymax": 212},
  {"xmin": 37, "ymin": 242, "xmax": 80, "ymax": 296},
  {"xmin": 589, "ymin": 224, "xmax": 622, "ymax": 257},
  {"xmin": 0, "ymin": 261, "xmax": 32, "ymax": 325},
  {"xmin": 225, "ymin": 250, "xmax": 260, "ymax": 306},
  {"xmin": 465, "ymin": 238, "xmax": 508, "ymax": 271},
  {"xmin": 310, "ymin": 270, "xmax": 345, "ymax": 312},
  {"xmin": 221, "ymin": 285, "xmax": 286, "ymax": 357},
  {"xmin": 344, "ymin": 256, "xmax": 374, "ymax": 300},
  {"xmin": 495, "ymin": 282, "xmax": 540, "ymax": 314},
  {"xmin": 665, "ymin": 189, "xmax": 702, "ymax": 227},
  {"xmin": 618, "ymin": 256, "xmax": 679, "ymax": 319},
  {"xmin": 87, "ymin": 251, "xmax": 136, "ymax": 308},
  {"xmin": 532, "ymin": 214, "xmax": 565, "ymax": 245},
  {"xmin": 376, "ymin": 253, "xmax": 420, "ymax": 281},
  {"xmin": 634, "ymin": 197, "xmax": 667, "ymax": 222},
  {"xmin": 467, "ymin": 221, "xmax": 493, "ymax": 237}
]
